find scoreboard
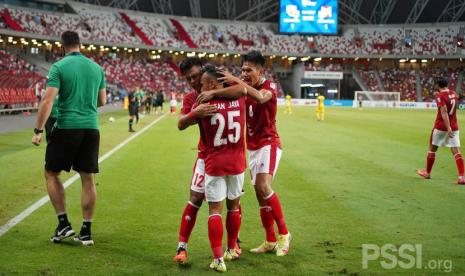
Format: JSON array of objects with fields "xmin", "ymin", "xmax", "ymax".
[{"xmin": 279, "ymin": 0, "xmax": 338, "ymax": 35}]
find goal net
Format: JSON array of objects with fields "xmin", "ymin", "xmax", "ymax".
[{"xmin": 354, "ymin": 91, "xmax": 401, "ymax": 108}]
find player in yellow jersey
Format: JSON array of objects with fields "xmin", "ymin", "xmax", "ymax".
[
  {"xmin": 316, "ymin": 94, "xmax": 325, "ymax": 121},
  {"xmin": 284, "ymin": 94, "xmax": 292, "ymax": 114}
]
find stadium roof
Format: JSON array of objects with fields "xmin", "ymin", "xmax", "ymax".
[{"xmin": 72, "ymin": 0, "xmax": 465, "ymax": 24}]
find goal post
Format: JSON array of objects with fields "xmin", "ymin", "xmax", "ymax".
[{"xmin": 354, "ymin": 91, "xmax": 401, "ymax": 108}]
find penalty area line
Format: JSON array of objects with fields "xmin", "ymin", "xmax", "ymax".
[{"xmin": 0, "ymin": 113, "xmax": 168, "ymax": 237}]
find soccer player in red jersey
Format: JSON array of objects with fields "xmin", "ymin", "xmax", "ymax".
[
  {"xmin": 418, "ymin": 77, "xmax": 465, "ymax": 185},
  {"xmin": 174, "ymin": 59, "xmax": 246, "ymax": 264},
  {"xmin": 198, "ymin": 65, "xmax": 247, "ymax": 272},
  {"xmin": 197, "ymin": 51, "xmax": 291, "ymax": 256},
  {"xmin": 174, "ymin": 58, "xmax": 217, "ymax": 263}
]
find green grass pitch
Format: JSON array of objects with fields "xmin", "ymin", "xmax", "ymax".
[{"xmin": 0, "ymin": 106, "xmax": 464, "ymax": 275}]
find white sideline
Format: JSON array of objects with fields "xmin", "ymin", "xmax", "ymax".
[{"xmin": 0, "ymin": 113, "xmax": 168, "ymax": 237}]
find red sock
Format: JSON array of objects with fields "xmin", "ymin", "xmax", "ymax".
[
  {"xmin": 178, "ymin": 202, "xmax": 199, "ymax": 243},
  {"xmin": 455, "ymin": 153, "xmax": 464, "ymax": 176},
  {"xmin": 260, "ymin": 206, "xmax": 277, "ymax": 242},
  {"xmin": 208, "ymin": 215, "xmax": 223, "ymax": 259},
  {"xmin": 426, "ymin": 151, "xmax": 436, "ymax": 174},
  {"xmin": 226, "ymin": 210, "xmax": 241, "ymax": 249},
  {"xmin": 265, "ymin": 193, "xmax": 288, "ymax": 235}
]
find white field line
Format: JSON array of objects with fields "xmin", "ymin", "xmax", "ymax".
[{"xmin": 0, "ymin": 113, "xmax": 168, "ymax": 237}]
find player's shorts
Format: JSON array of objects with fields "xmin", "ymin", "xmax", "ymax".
[
  {"xmin": 45, "ymin": 129, "xmax": 100, "ymax": 173},
  {"xmin": 248, "ymin": 144, "xmax": 282, "ymax": 185},
  {"xmin": 45, "ymin": 116, "xmax": 57, "ymax": 143},
  {"xmin": 205, "ymin": 173, "xmax": 245, "ymax": 202},
  {"xmin": 430, "ymin": 128, "xmax": 460, "ymax": 147},
  {"xmin": 317, "ymin": 106, "xmax": 324, "ymax": 112},
  {"xmin": 128, "ymin": 104, "xmax": 137, "ymax": 116},
  {"xmin": 190, "ymin": 158, "xmax": 205, "ymax": 193}
]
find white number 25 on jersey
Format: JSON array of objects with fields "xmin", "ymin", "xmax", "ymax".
[{"xmin": 211, "ymin": 111, "xmax": 241, "ymax": 147}]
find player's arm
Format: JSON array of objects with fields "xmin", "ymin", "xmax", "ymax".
[
  {"xmin": 196, "ymin": 84, "xmax": 247, "ymax": 104},
  {"xmin": 439, "ymin": 105, "xmax": 453, "ymax": 137},
  {"xmin": 32, "ymin": 87, "xmax": 58, "ymax": 145},
  {"xmin": 217, "ymin": 70, "xmax": 272, "ymax": 104},
  {"xmin": 98, "ymin": 88, "xmax": 106, "ymax": 107},
  {"xmin": 177, "ymin": 103, "xmax": 218, "ymax": 131},
  {"xmin": 98, "ymin": 70, "xmax": 106, "ymax": 107}
]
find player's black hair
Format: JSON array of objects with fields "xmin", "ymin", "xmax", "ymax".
[
  {"xmin": 61, "ymin": 31, "xmax": 80, "ymax": 48},
  {"xmin": 435, "ymin": 77, "xmax": 448, "ymax": 88},
  {"xmin": 179, "ymin": 57, "xmax": 203, "ymax": 75},
  {"xmin": 241, "ymin": 50, "xmax": 266, "ymax": 67},
  {"xmin": 201, "ymin": 64, "xmax": 222, "ymax": 80}
]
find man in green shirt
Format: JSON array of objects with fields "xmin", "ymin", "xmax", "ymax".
[
  {"xmin": 32, "ymin": 31, "xmax": 106, "ymax": 246},
  {"xmin": 134, "ymin": 87, "xmax": 144, "ymax": 123}
]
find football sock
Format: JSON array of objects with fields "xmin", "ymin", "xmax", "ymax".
[
  {"xmin": 264, "ymin": 192, "xmax": 288, "ymax": 235},
  {"xmin": 57, "ymin": 212, "xmax": 69, "ymax": 228},
  {"xmin": 129, "ymin": 119, "xmax": 133, "ymax": 130},
  {"xmin": 226, "ymin": 209, "xmax": 241, "ymax": 249},
  {"xmin": 81, "ymin": 219, "xmax": 92, "ymax": 235},
  {"xmin": 177, "ymin": 242, "xmax": 187, "ymax": 250},
  {"xmin": 208, "ymin": 214, "xmax": 223, "ymax": 259},
  {"xmin": 454, "ymin": 153, "xmax": 464, "ymax": 176},
  {"xmin": 426, "ymin": 151, "xmax": 436, "ymax": 174},
  {"xmin": 259, "ymin": 206, "xmax": 277, "ymax": 242},
  {"xmin": 179, "ymin": 201, "xmax": 199, "ymax": 243}
]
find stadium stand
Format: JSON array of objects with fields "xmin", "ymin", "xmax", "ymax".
[
  {"xmin": 316, "ymin": 29, "xmax": 356, "ymax": 55},
  {"xmin": 358, "ymin": 70, "xmax": 382, "ymax": 91},
  {"xmin": 176, "ymin": 19, "xmax": 223, "ymax": 50},
  {"xmin": 0, "ymin": 49, "xmax": 43, "ymax": 108},
  {"xmin": 72, "ymin": 4, "xmax": 142, "ymax": 44},
  {"xmin": 358, "ymin": 27, "xmax": 404, "ymax": 55},
  {"xmin": 127, "ymin": 14, "xmax": 185, "ymax": 48},
  {"xmin": 1, "ymin": 5, "xmax": 463, "ymax": 56},
  {"xmin": 411, "ymin": 26, "xmax": 461, "ymax": 56},
  {"xmin": 306, "ymin": 62, "xmax": 343, "ymax": 71},
  {"xmin": 379, "ymin": 69, "xmax": 417, "ymax": 101},
  {"xmin": 262, "ymin": 27, "xmax": 308, "ymax": 53},
  {"xmin": 90, "ymin": 55, "xmax": 190, "ymax": 95},
  {"xmin": 419, "ymin": 67, "xmax": 460, "ymax": 101}
]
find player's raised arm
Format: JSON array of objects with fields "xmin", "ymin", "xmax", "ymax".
[
  {"xmin": 196, "ymin": 83, "xmax": 247, "ymax": 104},
  {"xmin": 218, "ymin": 70, "xmax": 272, "ymax": 104},
  {"xmin": 178, "ymin": 104, "xmax": 218, "ymax": 131}
]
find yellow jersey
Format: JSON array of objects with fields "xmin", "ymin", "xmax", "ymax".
[
  {"xmin": 317, "ymin": 95, "xmax": 325, "ymax": 107},
  {"xmin": 285, "ymin": 95, "xmax": 291, "ymax": 105}
]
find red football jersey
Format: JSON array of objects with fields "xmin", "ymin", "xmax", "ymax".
[
  {"xmin": 434, "ymin": 89, "xmax": 459, "ymax": 131},
  {"xmin": 245, "ymin": 79, "xmax": 281, "ymax": 150},
  {"xmin": 181, "ymin": 91, "xmax": 206, "ymax": 159},
  {"xmin": 200, "ymin": 97, "xmax": 246, "ymax": 176}
]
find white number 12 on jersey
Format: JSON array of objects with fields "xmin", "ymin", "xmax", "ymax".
[{"xmin": 211, "ymin": 111, "xmax": 241, "ymax": 147}]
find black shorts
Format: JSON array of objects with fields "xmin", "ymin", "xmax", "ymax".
[
  {"xmin": 129, "ymin": 104, "xmax": 137, "ymax": 116},
  {"xmin": 45, "ymin": 128, "xmax": 100, "ymax": 173},
  {"xmin": 45, "ymin": 116, "xmax": 57, "ymax": 143}
]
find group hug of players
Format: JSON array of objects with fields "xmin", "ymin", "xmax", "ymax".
[{"xmin": 172, "ymin": 51, "xmax": 291, "ymax": 272}]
